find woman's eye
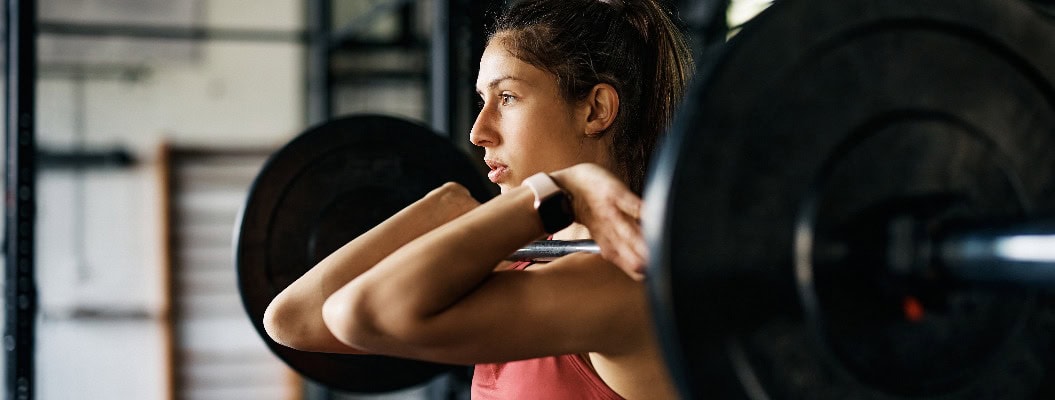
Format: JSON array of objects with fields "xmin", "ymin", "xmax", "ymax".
[{"xmin": 500, "ymin": 94, "xmax": 516, "ymax": 106}]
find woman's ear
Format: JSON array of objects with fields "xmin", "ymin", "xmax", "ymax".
[{"xmin": 583, "ymin": 83, "xmax": 619, "ymax": 136}]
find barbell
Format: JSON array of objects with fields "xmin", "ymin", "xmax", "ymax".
[{"xmin": 235, "ymin": 0, "xmax": 1055, "ymax": 398}]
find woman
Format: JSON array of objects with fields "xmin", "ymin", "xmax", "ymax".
[{"xmin": 264, "ymin": 0, "xmax": 693, "ymax": 398}]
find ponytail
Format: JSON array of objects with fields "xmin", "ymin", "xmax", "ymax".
[{"xmin": 621, "ymin": 0, "xmax": 695, "ymax": 191}]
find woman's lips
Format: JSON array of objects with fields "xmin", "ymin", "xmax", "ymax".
[
  {"xmin": 487, "ymin": 166, "xmax": 508, "ymax": 183},
  {"xmin": 485, "ymin": 160, "xmax": 508, "ymax": 183}
]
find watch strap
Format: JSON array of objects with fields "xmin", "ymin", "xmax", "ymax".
[{"xmin": 523, "ymin": 172, "xmax": 575, "ymax": 234}]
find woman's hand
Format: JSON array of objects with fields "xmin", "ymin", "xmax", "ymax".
[{"xmin": 551, "ymin": 163, "xmax": 647, "ymax": 280}]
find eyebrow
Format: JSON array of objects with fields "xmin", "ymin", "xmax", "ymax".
[{"xmin": 475, "ymin": 75, "xmax": 525, "ymax": 95}]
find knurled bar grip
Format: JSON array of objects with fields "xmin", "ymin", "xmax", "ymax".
[{"xmin": 507, "ymin": 240, "xmax": 600, "ymax": 262}]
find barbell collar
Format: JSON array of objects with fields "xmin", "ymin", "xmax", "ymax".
[{"xmin": 507, "ymin": 240, "xmax": 600, "ymax": 262}]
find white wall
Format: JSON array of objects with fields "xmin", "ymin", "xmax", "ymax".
[{"xmin": 34, "ymin": 0, "xmax": 305, "ymax": 398}]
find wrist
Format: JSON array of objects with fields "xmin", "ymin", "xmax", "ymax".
[
  {"xmin": 522, "ymin": 172, "xmax": 575, "ymax": 234},
  {"xmin": 431, "ymin": 182, "xmax": 480, "ymax": 219},
  {"xmin": 547, "ymin": 169, "xmax": 573, "ymax": 194},
  {"xmin": 548, "ymin": 168, "xmax": 584, "ymax": 224}
]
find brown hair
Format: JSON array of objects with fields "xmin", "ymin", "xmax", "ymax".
[{"xmin": 493, "ymin": 0, "xmax": 694, "ymax": 193}]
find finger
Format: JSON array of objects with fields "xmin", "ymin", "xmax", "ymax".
[
  {"xmin": 597, "ymin": 239, "xmax": 622, "ymax": 269},
  {"xmin": 602, "ymin": 217, "xmax": 647, "ymax": 278},
  {"xmin": 602, "ymin": 213, "xmax": 644, "ymax": 263},
  {"xmin": 635, "ymin": 238, "xmax": 649, "ymax": 268},
  {"xmin": 611, "ymin": 188, "xmax": 643, "ymax": 219},
  {"xmin": 617, "ymin": 199, "xmax": 649, "ymax": 267},
  {"xmin": 614, "ymin": 244, "xmax": 647, "ymax": 281},
  {"xmin": 622, "ymin": 230, "xmax": 648, "ymax": 278},
  {"xmin": 598, "ymin": 237, "xmax": 645, "ymax": 281},
  {"xmin": 613, "ymin": 208, "xmax": 645, "ymax": 248}
]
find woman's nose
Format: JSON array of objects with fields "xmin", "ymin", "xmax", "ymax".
[{"xmin": 469, "ymin": 107, "xmax": 499, "ymax": 147}]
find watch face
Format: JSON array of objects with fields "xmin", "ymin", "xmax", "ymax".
[{"xmin": 539, "ymin": 192, "xmax": 575, "ymax": 234}]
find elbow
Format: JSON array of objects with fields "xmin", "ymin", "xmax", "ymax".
[
  {"xmin": 322, "ymin": 284, "xmax": 435, "ymax": 353},
  {"xmin": 321, "ymin": 284, "xmax": 385, "ymax": 350},
  {"xmin": 263, "ymin": 292, "xmax": 318, "ymax": 351},
  {"xmin": 262, "ymin": 297, "xmax": 297, "ymax": 348}
]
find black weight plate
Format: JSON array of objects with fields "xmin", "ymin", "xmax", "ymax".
[
  {"xmin": 644, "ymin": 0, "xmax": 1055, "ymax": 399},
  {"xmin": 235, "ymin": 115, "xmax": 494, "ymax": 393}
]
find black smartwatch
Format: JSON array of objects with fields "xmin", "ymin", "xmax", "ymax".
[{"xmin": 523, "ymin": 172, "xmax": 575, "ymax": 234}]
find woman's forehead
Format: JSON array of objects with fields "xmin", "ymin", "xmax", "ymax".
[{"xmin": 476, "ymin": 41, "xmax": 552, "ymax": 91}]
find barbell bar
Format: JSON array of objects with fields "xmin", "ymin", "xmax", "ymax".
[
  {"xmin": 508, "ymin": 240, "xmax": 601, "ymax": 262},
  {"xmin": 529, "ymin": 219, "xmax": 1055, "ymax": 288},
  {"xmin": 935, "ymin": 220, "xmax": 1055, "ymax": 287}
]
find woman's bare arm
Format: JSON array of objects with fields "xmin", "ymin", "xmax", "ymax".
[
  {"xmin": 321, "ymin": 164, "xmax": 652, "ymax": 363},
  {"xmin": 263, "ymin": 182, "xmax": 480, "ymax": 353}
]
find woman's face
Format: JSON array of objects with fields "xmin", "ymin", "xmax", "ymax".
[{"xmin": 470, "ymin": 36, "xmax": 611, "ymax": 194}]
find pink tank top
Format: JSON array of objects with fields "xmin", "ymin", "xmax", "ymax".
[{"xmin": 470, "ymin": 261, "xmax": 625, "ymax": 400}]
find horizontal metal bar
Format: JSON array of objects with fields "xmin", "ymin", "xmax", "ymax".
[
  {"xmin": 39, "ymin": 63, "xmax": 151, "ymax": 81},
  {"xmin": 39, "ymin": 21, "xmax": 307, "ymax": 43},
  {"xmin": 507, "ymin": 240, "xmax": 600, "ymax": 262},
  {"xmin": 40, "ymin": 21, "xmax": 430, "ymax": 53},
  {"xmin": 937, "ymin": 219, "xmax": 1055, "ymax": 288},
  {"xmin": 38, "ymin": 147, "xmax": 135, "ymax": 170}
]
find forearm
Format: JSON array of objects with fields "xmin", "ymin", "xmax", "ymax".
[
  {"xmin": 323, "ymin": 185, "xmax": 547, "ymax": 346},
  {"xmin": 379, "ymin": 185, "xmax": 543, "ymax": 312},
  {"xmin": 264, "ymin": 182, "xmax": 480, "ymax": 352}
]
